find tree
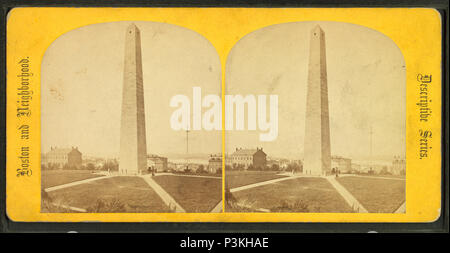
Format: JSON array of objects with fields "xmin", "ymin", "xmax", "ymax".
[
  {"xmin": 234, "ymin": 164, "xmax": 244, "ymax": 171},
  {"xmin": 102, "ymin": 160, "xmax": 118, "ymax": 171},
  {"xmin": 287, "ymin": 162, "xmax": 300, "ymax": 173},
  {"xmin": 271, "ymin": 164, "xmax": 280, "ymax": 171},
  {"xmin": 63, "ymin": 163, "xmax": 77, "ymax": 170},
  {"xmin": 86, "ymin": 162, "xmax": 96, "ymax": 171},
  {"xmin": 380, "ymin": 166, "xmax": 390, "ymax": 175},
  {"xmin": 197, "ymin": 164, "xmax": 205, "ymax": 174}
]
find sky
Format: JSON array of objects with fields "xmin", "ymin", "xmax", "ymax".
[
  {"xmin": 41, "ymin": 21, "xmax": 405, "ymax": 161},
  {"xmin": 41, "ymin": 21, "xmax": 222, "ymax": 157}
]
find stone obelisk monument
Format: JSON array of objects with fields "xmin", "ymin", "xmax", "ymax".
[
  {"xmin": 303, "ymin": 25, "xmax": 331, "ymax": 176},
  {"xmin": 119, "ymin": 24, "xmax": 147, "ymax": 175}
]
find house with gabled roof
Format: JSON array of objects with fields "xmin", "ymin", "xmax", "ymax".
[
  {"xmin": 42, "ymin": 146, "xmax": 82, "ymax": 169},
  {"xmin": 229, "ymin": 147, "xmax": 267, "ymax": 170}
]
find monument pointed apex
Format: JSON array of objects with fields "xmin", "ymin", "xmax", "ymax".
[
  {"xmin": 312, "ymin": 25, "xmax": 324, "ymax": 34},
  {"xmin": 127, "ymin": 23, "xmax": 139, "ymax": 31}
]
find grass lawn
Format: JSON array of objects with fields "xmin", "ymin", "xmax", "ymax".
[
  {"xmin": 226, "ymin": 171, "xmax": 288, "ymax": 189},
  {"xmin": 336, "ymin": 176, "xmax": 405, "ymax": 213},
  {"xmin": 228, "ymin": 177, "xmax": 353, "ymax": 213},
  {"xmin": 45, "ymin": 176, "xmax": 170, "ymax": 213},
  {"xmin": 153, "ymin": 175, "xmax": 222, "ymax": 212},
  {"xmin": 42, "ymin": 170, "xmax": 104, "ymax": 189}
]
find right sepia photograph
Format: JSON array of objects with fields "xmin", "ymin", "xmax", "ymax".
[{"xmin": 224, "ymin": 22, "xmax": 406, "ymax": 213}]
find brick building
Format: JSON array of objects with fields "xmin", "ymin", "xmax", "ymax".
[
  {"xmin": 391, "ymin": 156, "xmax": 406, "ymax": 175},
  {"xmin": 331, "ymin": 156, "xmax": 352, "ymax": 173},
  {"xmin": 229, "ymin": 148, "xmax": 267, "ymax": 170},
  {"xmin": 147, "ymin": 154, "xmax": 168, "ymax": 172},
  {"xmin": 208, "ymin": 154, "xmax": 222, "ymax": 173},
  {"xmin": 42, "ymin": 146, "xmax": 82, "ymax": 169}
]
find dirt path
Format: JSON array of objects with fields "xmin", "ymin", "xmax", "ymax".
[
  {"xmin": 44, "ymin": 175, "xmax": 113, "ymax": 192},
  {"xmin": 230, "ymin": 175, "xmax": 304, "ymax": 193},
  {"xmin": 394, "ymin": 201, "xmax": 406, "ymax": 213},
  {"xmin": 210, "ymin": 201, "xmax": 223, "ymax": 213},
  {"xmin": 141, "ymin": 175, "xmax": 186, "ymax": 213},
  {"xmin": 326, "ymin": 176, "xmax": 368, "ymax": 213}
]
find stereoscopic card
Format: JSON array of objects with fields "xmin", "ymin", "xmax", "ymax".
[{"xmin": 4, "ymin": 7, "xmax": 443, "ymax": 224}]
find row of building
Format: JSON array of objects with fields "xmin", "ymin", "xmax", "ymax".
[
  {"xmin": 41, "ymin": 146, "xmax": 406, "ymax": 175},
  {"xmin": 215, "ymin": 148, "xmax": 405, "ymax": 175},
  {"xmin": 41, "ymin": 147, "xmax": 216, "ymax": 174},
  {"xmin": 41, "ymin": 147, "xmax": 170, "ymax": 172}
]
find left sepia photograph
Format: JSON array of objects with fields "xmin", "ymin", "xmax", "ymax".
[{"xmin": 40, "ymin": 21, "xmax": 223, "ymax": 213}]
